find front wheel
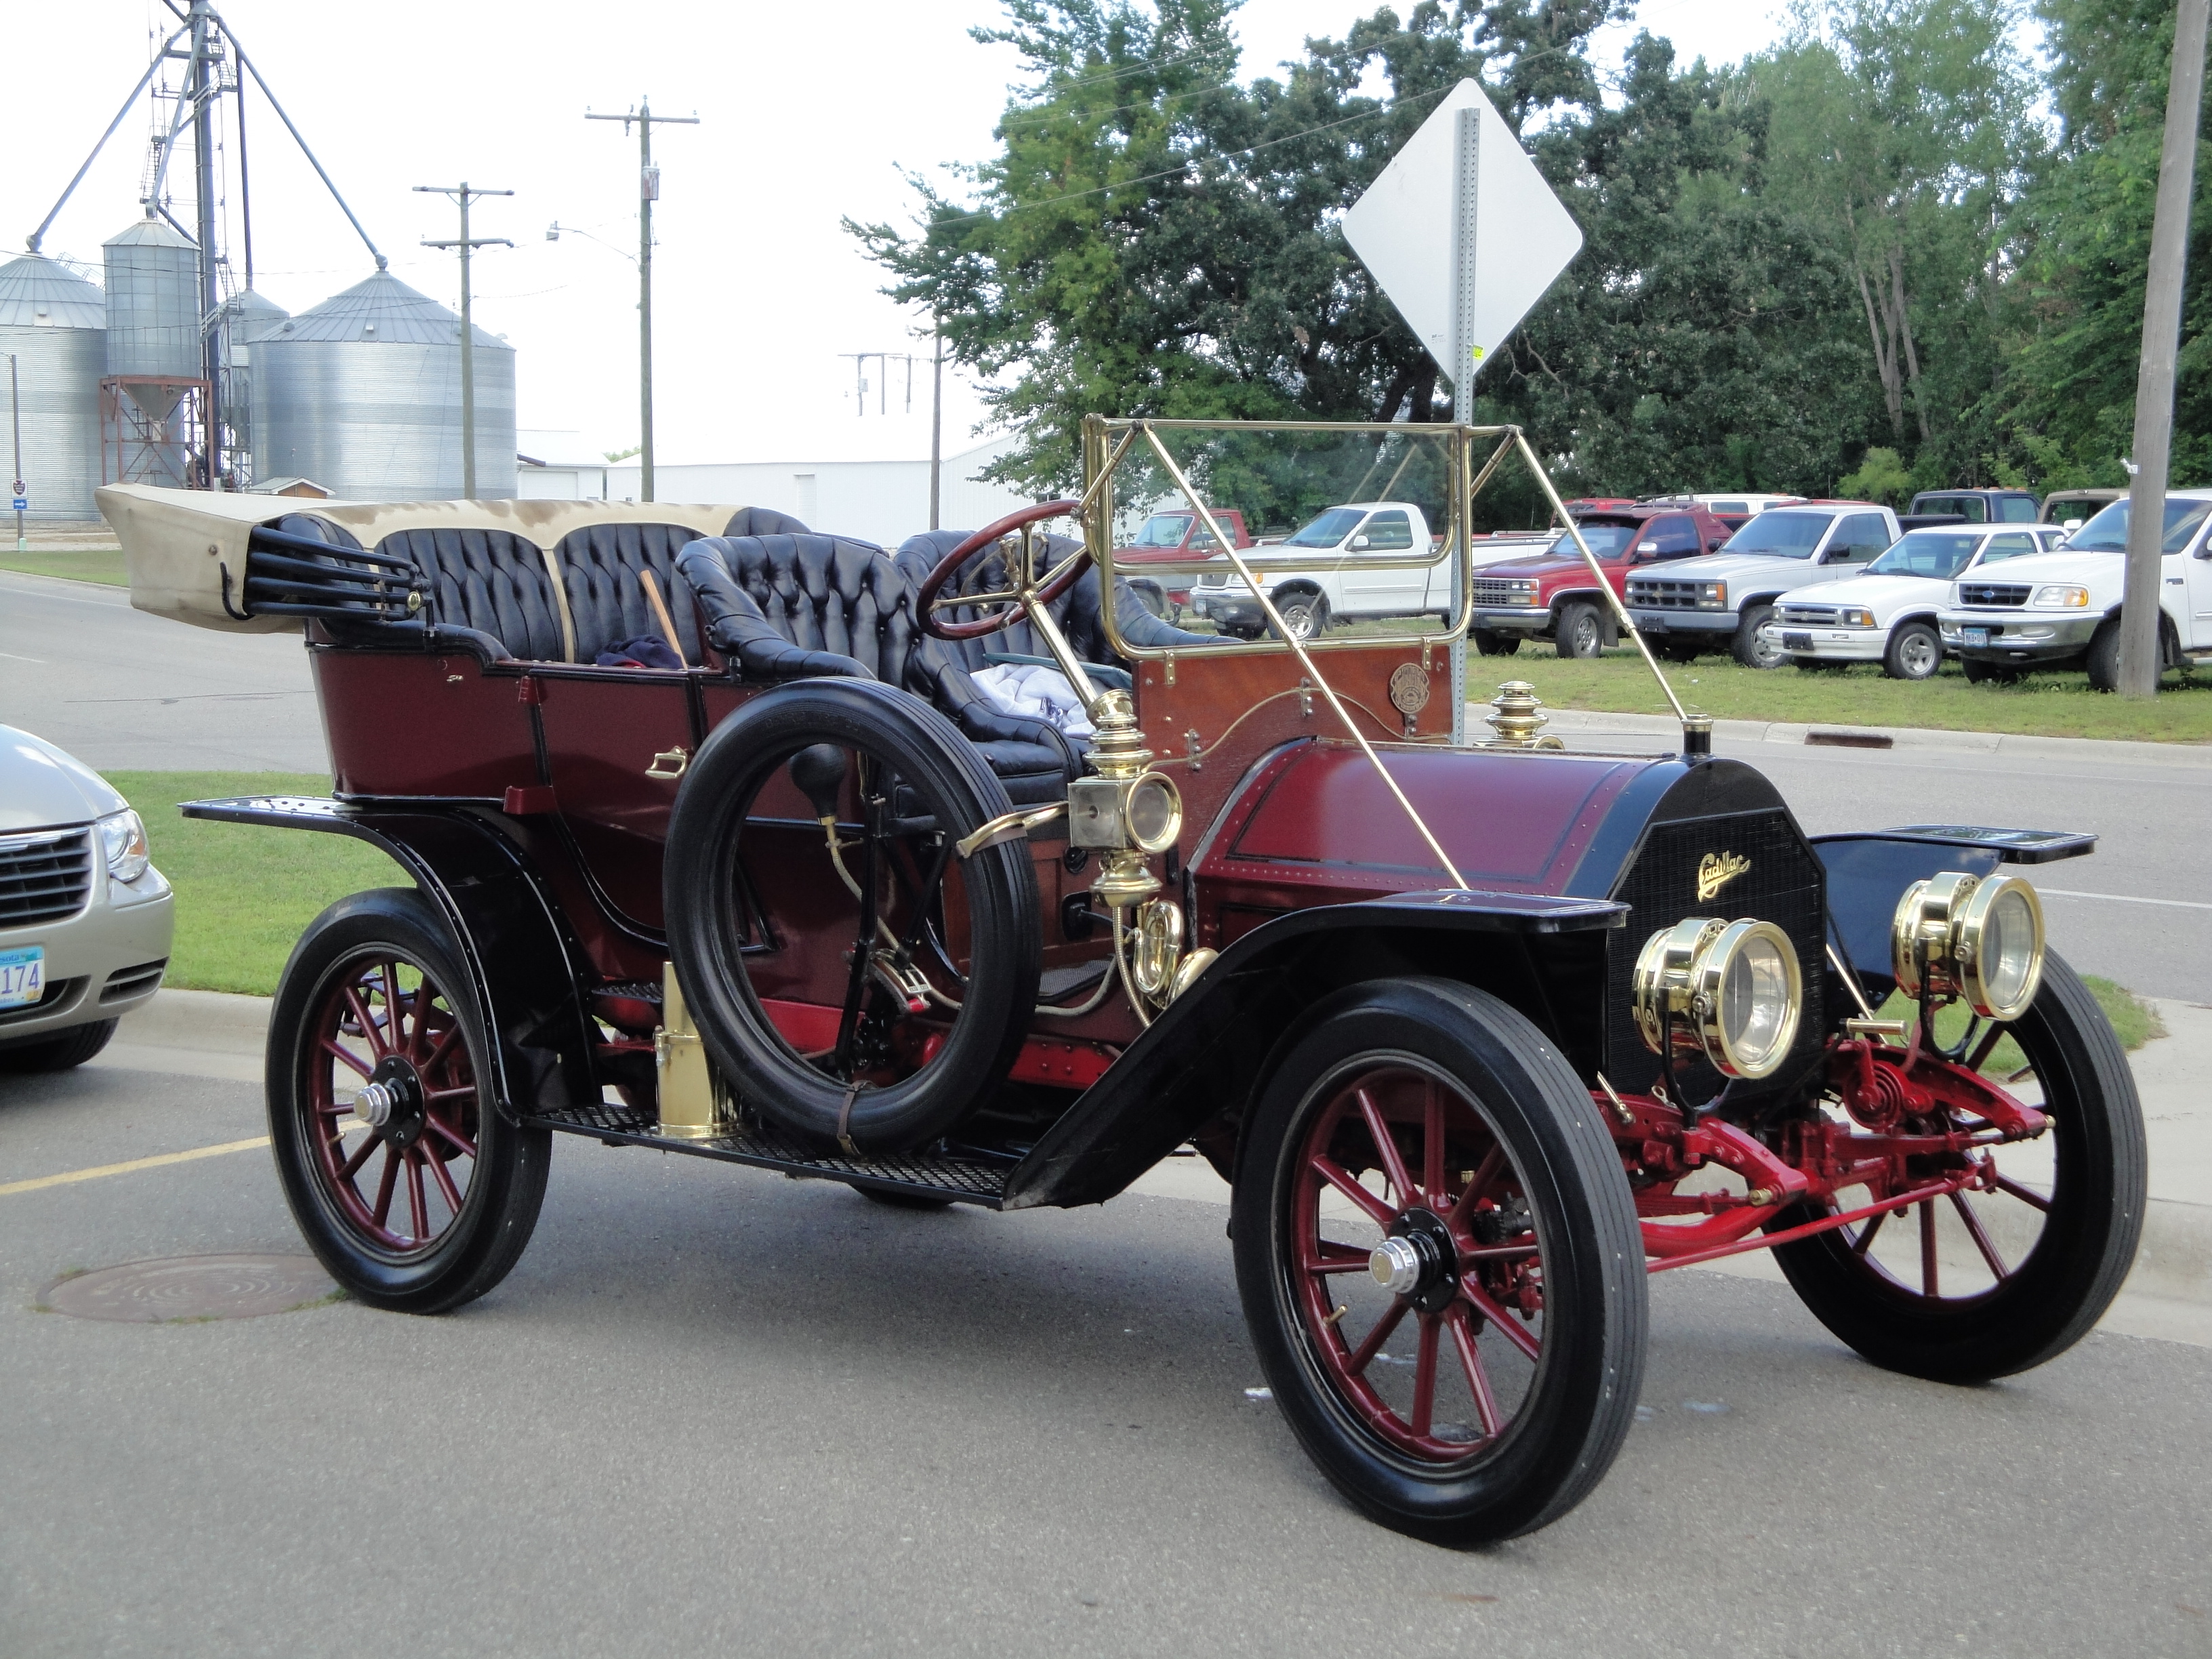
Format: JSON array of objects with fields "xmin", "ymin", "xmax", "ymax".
[
  {"xmin": 0, "ymin": 1017, "xmax": 118, "ymax": 1072},
  {"xmin": 266, "ymin": 888, "xmax": 551, "ymax": 1314},
  {"xmin": 1769, "ymin": 952, "xmax": 2146, "ymax": 1382},
  {"xmin": 1233, "ymin": 978, "xmax": 1646, "ymax": 1544},
  {"xmin": 1471, "ymin": 630, "xmax": 1520, "ymax": 658},
  {"xmin": 1554, "ymin": 600, "xmax": 1608, "ymax": 659},
  {"xmin": 1271, "ymin": 591, "xmax": 1330, "ymax": 642},
  {"xmin": 1732, "ymin": 604, "xmax": 1786, "ymax": 669},
  {"xmin": 1883, "ymin": 619, "xmax": 1942, "ymax": 680}
]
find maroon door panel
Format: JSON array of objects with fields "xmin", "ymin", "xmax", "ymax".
[
  {"xmin": 315, "ymin": 651, "xmax": 536, "ymax": 800},
  {"xmin": 536, "ymin": 670, "xmax": 694, "ymax": 930}
]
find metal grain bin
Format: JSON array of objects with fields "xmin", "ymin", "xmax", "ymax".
[
  {"xmin": 253, "ymin": 270, "xmax": 516, "ymax": 501},
  {"xmin": 0, "ymin": 253, "xmax": 107, "ymax": 518},
  {"xmin": 218, "ymin": 287, "xmax": 289, "ymax": 479},
  {"xmin": 103, "ymin": 217, "xmax": 203, "ymax": 486}
]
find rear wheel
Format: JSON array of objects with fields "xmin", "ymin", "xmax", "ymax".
[
  {"xmin": 1554, "ymin": 601, "xmax": 1607, "ymax": 659},
  {"xmin": 1793, "ymin": 656, "xmax": 1848, "ymax": 673},
  {"xmin": 1233, "ymin": 978, "xmax": 1645, "ymax": 1544},
  {"xmin": 1769, "ymin": 953, "xmax": 2144, "ymax": 1382},
  {"xmin": 266, "ymin": 888, "xmax": 550, "ymax": 1314},
  {"xmin": 1961, "ymin": 657, "xmax": 2021, "ymax": 685},
  {"xmin": 1658, "ymin": 639, "xmax": 1702, "ymax": 663},
  {"xmin": 1732, "ymin": 604, "xmax": 1786, "ymax": 669},
  {"xmin": 1471, "ymin": 630, "xmax": 1520, "ymax": 658},
  {"xmin": 0, "ymin": 1017, "xmax": 118, "ymax": 1072},
  {"xmin": 1883, "ymin": 619, "xmax": 1942, "ymax": 680}
]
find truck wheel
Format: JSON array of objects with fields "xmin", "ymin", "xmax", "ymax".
[
  {"xmin": 1882, "ymin": 621, "xmax": 1943, "ymax": 680},
  {"xmin": 0, "ymin": 1017, "xmax": 119, "ymax": 1072},
  {"xmin": 1732, "ymin": 605, "xmax": 1786, "ymax": 669},
  {"xmin": 2085, "ymin": 618, "xmax": 2122, "ymax": 691},
  {"xmin": 1130, "ymin": 582, "xmax": 1168, "ymax": 620},
  {"xmin": 1961, "ymin": 657, "xmax": 2020, "ymax": 685},
  {"xmin": 1554, "ymin": 601, "xmax": 1607, "ymax": 660},
  {"xmin": 1233, "ymin": 978, "xmax": 1645, "ymax": 1544},
  {"xmin": 1471, "ymin": 630, "xmax": 1520, "ymax": 658},
  {"xmin": 266, "ymin": 888, "xmax": 552, "ymax": 1314},
  {"xmin": 664, "ymin": 679, "xmax": 1041, "ymax": 1151},
  {"xmin": 1768, "ymin": 952, "xmax": 2145, "ymax": 1382},
  {"xmin": 1271, "ymin": 592, "xmax": 1329, "ymax": 642}
]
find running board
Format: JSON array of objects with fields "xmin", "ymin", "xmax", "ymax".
[{"xmin": 525, "ymin": 1100, "xmax": 1013, "ymax": 1208}]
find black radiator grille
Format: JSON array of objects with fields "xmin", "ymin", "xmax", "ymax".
[
  {"xmin": 0, "ymin": 830, "xmax": 93, "ymax": 926},
  {"xmin": 1604, "ymin": 808, "xmax": 1826, "ymax": 1096},
  {"xmin": 1957, "ymin": 582, "xmax": 2030, "ymax": 608}
]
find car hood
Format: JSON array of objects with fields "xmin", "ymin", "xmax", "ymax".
[
  {"xmin": 1476, "ymin": 552, "xmax": 1591, "ymax": 581},
  {"xmin": 0, "ymin": 725, "xmax": 125, "ymax": 833},
  {"xmin": 1629, "ymin": 550, "xmax": 1824, "ymax": 584},
  {"xmin": 1776, "ymin": 571, "xmax": 1940, "ymax": 607},
  {"xmin": 1952, "ymin": 548, "xmax": 2121, "ymax": 585}
]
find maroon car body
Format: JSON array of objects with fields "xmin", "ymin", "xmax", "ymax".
[{"xmin": 1468, "ymin": 505, "xmax": 1732, "ymax": 657}]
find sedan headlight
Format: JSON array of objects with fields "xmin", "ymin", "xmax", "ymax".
[
  {"xmin": 2030, "ymin": 584, "xmax": 2090, "ymax": 609},
  {"xmin": 1695, "ymin": 581, "xmax": 1729, "ymax": 609},
  {"xmin": 1633, "ymin": 917, "xmax": 1803, "ymax": 1080},
  {"xmin": 99, "ymin": 808, "xmax": 150, "ymax": 885},
  {"xmin": 1891, "ymin": 870, "xmax": 2045, "ymax": 1022}
]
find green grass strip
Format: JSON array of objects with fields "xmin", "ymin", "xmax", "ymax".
[{"xmin": 0, "ymin": 549, "xmax": 128, "ymax": 586}]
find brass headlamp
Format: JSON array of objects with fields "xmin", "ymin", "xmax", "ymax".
[
  {"xmin": 1890, "ymin": 871, "xmax": 2045, "ymax": 1022},
  {"xmin": 1633, "ymin": 917, "xmax": 1804, "ymax": 1080}
]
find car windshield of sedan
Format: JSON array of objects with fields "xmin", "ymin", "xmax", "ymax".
[
  {"xmin": 2066, "ymin": 497, "xmax": 2212, "ymax": 554},
  {"xmin": 1548, "ymin": 523, "xmax": 1637, "ymax": 559},
  {"xmin": 1282, "ymin": 508, "xmax": 1367, "ymax": 548},
  {"xmin": 1129, "ymin": 513, "xmax": 1195, "ymax": 547},
  {"xmin": 1866, "ymin": 531, "xmax": 1980, "ymax": 579},
  {"xmin": 1716, "ymin": 510, "xmax": 1830, "ymax": 557}
]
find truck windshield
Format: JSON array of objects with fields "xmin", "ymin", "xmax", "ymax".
[
  {"xmin": 2067, "ymin": 498, "xmax": 2212, "ymax": 554},
  {"xmin": 1548, "ymin": 523, "xmax": 1637, "ymax": 558},
  {"xmin": 1717, "ymin": 510, "xmax": 1830, "ymax": 557},
  {"xmin": 1282, "ymin": 508, "xmax": 1367, "ymax": 548},
  {"xmin": 1130, "ymin": 513, "xmax": 1194, "ymax": 548},
  {"xmin": 1867, "ymin": 531, "xmax": 1980, "ymax": 579}
]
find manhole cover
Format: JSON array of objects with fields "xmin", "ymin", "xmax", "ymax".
[{"xmin": 40, "ymin": 1254, "xmax": 339, "ymax": 1323}]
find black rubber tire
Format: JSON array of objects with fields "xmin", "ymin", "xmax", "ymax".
[
  {"xmin": 2085, "ymin": 617, "xmax": 2122, "ymax": 691},
  {"xmin": 1769, "ymin": 952, "xmax": 2146, "ymax": 1382},
  {"xmin": 1271, "ymin": 590, "xmax": 1330, "ymax": 642},
  {"xmin": 267, "ymin": 888, "xmax": 552, "ymax": 1315},
  {"xmin": 665, "ymin": 678, "xmax": 1041, "ymax": 1151},
  {"xmin": 1471, "ymin": 630, "xmax": 1521, "ymax": 658},
  {"xmin": 1130, "ymin": 582, "xmax": 1168, "ymax": 620},
  {"xmin": 1554, "ymin": 600, "xmax": 1608, "ymax": 660},
  {"xmin": 1883, "ymin": 619, "xmax": 1943, "ymax": 680},
  {"xmin": 0, "ymin": 1017, "xmax": 119, "ymax": 1072},
  {"xmin": 1961, "ymin": 657, "xmax": 2022, "ymax": 685},
  {"xmin": 1732, "ymin": 604, "xmax": 1786, "ymax": 669},
  {"xmin": 1233, "ymin": 977, "xmax": 1647, "ymax": 1545}
]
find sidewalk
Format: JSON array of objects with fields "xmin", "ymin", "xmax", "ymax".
[{"xmin": 102, "ymin": 986, "xmax": 2212, "ymax": 1345}]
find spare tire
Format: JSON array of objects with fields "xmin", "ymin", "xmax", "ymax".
[{"xmin": 664, "ymin": 678, "xmax": 1042, "ymax": 1150}]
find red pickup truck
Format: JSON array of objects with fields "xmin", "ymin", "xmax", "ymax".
[
  {"xmin": 1117, "ymin": 508, "xmax": 1253, "ymax": 620},
  {"xmin": 1468, "ymin": 504, "xmax": 1733, "ymax": 658}
]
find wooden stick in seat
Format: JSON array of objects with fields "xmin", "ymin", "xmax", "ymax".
[{"xmin": 639, "ymin": 567, "xmax": 682, "ymax": 662}]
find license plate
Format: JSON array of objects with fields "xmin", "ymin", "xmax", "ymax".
[
  {"xmin": 0, "ymin": 946, "xmax": 44, "ymax": 1010},
  {"xmin": 1963, "ymin": 627, "xmax": 1989, "ymax": 647},
  {"xmin": 1782, "ymin": 631, "xmax": 1812, "ymax": 651},
  {"xmin": 1639, "ymin": 615, "xmax": 1667, "ymax": 632}
]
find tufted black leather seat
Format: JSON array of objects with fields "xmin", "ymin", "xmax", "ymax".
[
  {"xmin": 375, "ymin": 527, "xmax": 568, "ymax": 662},
  {"xmin": 551, "ymin": 523, "xmax": 710, "ymax": 664}
]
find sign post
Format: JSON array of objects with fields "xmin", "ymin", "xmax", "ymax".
[
  {"xmin": 1343, "ymin": 79, "xmax": 1583, "ymax": 742},
  {"xmin": 7, "ymin": 352, "xmax": 22, "ymax": 552}
]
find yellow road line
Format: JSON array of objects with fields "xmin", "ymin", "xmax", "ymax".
[{"xmin": 0, "ymin": 1136, "xmax": 270, "ymax": 1197}]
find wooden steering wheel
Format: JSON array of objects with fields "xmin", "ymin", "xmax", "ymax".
[{"xmin": 915, "ymin": 500, "xmax": 1088, "ymax": 640}]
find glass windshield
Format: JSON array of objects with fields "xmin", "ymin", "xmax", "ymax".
[
  {"xmin": 1283, "ymin": 507, "xmax": 1367, "ymax": 549},
  {"xmin": 1718, "ymin": 510, "xmax": 1830, "ymax": 557},
  {"xmin": 1129, "ymin": 513, "xmax": 1193, "ymax": 548},
  {"xmin": 2068, "ymin": 497, "xmax": 2212, "ymax": 553},
  {"xmin": 1549, "ymin": 523, "xmax": 1637, "ymax": 559},
  {"xmin": 1867, "ymin": 531, "xmax": 1981, "ymax": 579}
]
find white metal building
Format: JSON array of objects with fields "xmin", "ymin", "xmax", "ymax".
[{"xmin": 516, "ymin": 434, "xmax": 1031, "ymax": 546}]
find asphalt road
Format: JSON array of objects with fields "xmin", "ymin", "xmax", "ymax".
[
  {"xmin": 5, "ymin": 564, "xmax": 2207, "ymax": 998},
  {"xmin": 0, "ymin": 1053, "xmax": 2207, "ymax": 1658}
]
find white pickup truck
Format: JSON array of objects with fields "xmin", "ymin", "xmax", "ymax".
[
  {"xmin": 1940, "ymin": 490, "xmax": 2212, "ymax": 687},
  {"xmin": 1185, "ymin": 501, "xmax": 1542, "ymax": 640}
]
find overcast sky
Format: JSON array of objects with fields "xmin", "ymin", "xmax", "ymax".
[{"xmin": 7, "ymin": 1, "xmax": 1797, "ymax": 469}]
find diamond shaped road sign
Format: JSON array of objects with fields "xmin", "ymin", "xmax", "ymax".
[{"xmin": 1342, "ymin": 78, "xmax": 1582, "ymax": 404}]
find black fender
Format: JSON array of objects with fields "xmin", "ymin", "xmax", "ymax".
[
  {"xmin": 179, "ymin": 796, "xmax": 601, "ymax": 1120},
  {"xmin": 1001, "ymin": 889, "xmax": 1626, "ymax": 1210},
  {"xmin": 1811, "ymin": 823, "xmax": 2095, "ymax": 1002}
]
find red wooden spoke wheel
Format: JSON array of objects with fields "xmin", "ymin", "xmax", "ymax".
[
  {"xmin": 1233, "ymin": 979, "xmax": 1645, "ymax": 1547},
  {"xmin": 1768, "ymin": 951, "xmax": 2146, "ymax": 1382},
  {"xmin": 267, "ymin": 888, "xmax": 550, "ymax": 1314},
  {"xmin": 1290, "ymin": 1063, "xmax": 1546, "ymax": 1460},
  {"xmin": 306, "ymin": 954, "xmax": 480, "ymax": 1253}
]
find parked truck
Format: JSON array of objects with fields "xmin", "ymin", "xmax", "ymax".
[{"xmin": 1117, "ymin": 507, "xmax": 1254, "ymax": 621}]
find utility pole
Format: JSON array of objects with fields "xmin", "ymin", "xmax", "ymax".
[
  {"xmin": 416, "ymin": 182, "xmax": 513, "ymax": 500},
  {"xmin": 587, "ymin": 98, "xmax": 698, "ymax": 503},
  {"xmin": 2119, "ymin": 0, "xmax": 2210, "ymax": 697},
  {"xmin": 187, "ymin": 0, "xmax": 222, "ymax": 487},
  {"xmin": 838, "ymin": 352, "xmax": 879, "ymax": 416},
  {"xmin": 929, "ymin": 326, "xmax": 943, "ymax": 531},
  {"xmin": 9, "ymin": 354, "xmax": 24, "ymax": 553}
]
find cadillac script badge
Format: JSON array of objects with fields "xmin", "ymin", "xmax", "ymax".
[{"xmin": 1696, "ymin": 851, "xmax": 1750, "ymax": 903}]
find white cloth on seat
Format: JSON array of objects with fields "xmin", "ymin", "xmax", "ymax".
[{"xmin": 971, "ymin": 663, "xmax": 1097, "ymax": 739}]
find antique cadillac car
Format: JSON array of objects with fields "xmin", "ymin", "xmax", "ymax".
[{"xmin": 100, "ymin": 418, "xmax": 2144, "ymax": 1545}]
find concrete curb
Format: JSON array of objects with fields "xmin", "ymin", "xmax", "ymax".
[{"xmin": 1488, "ymin": 703, "xmax": 2212, "ymax": 768}]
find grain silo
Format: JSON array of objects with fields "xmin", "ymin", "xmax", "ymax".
[
  {"xmin": 253, "ymin": 270, "xmax": 516, "ymax": 500},
  {"xmin": 102, "ymin": 216, "xmax": 203, "ymax": 488},
  {"xmin": 0, "ymin": 253, "xmax": 106, "ymax": 518},
  {"xmin": 218, "ymin": 287, "xmax": 288, "ymax": 484}
]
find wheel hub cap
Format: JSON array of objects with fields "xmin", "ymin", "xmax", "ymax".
[
  {"xmin": 1370, "ymin": 1208, "xmax": 1460, "ymax": 1313},
  {"xmin": 356, "ymin": 1057, "xmax": 427, "ymax": 1149}
]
